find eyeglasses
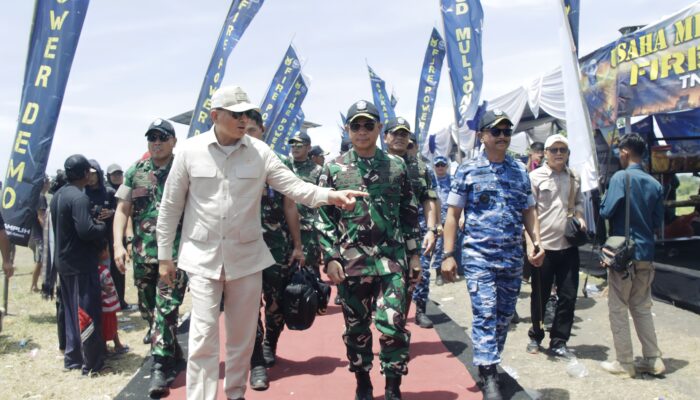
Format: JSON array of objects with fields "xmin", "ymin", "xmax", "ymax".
[
  {"xmin": 547, "ymin": 147, "xmax": 569, "ymax": 154},
  {"xmin": 290, "ymin": 143, "xmax": 306, "ymax": 149},
  {"xmin": 435, "ymin": 162, "xmax": 447, "ymax": 167},
  {"xmin": 147, "ymin": 132, "xmax": 172, "ymax": 142},
  {"xmin": 489, "ymin": 127, "xmax": 513, "ymax": 137},
  {"xmin": 219, "ymin": 109, "xmax": 256, "ymax": 120},
  {"xmin": 349, "ymin": 121, "xmax": 376, "ymax": 132}
]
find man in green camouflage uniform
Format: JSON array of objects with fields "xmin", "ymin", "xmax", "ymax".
[
  {"xmin": 318, "ymin": 101, "xmax": 422, "ymax": 400},
  {"xmin": 285, "ymin": 132, "xmax": 323, "ymax": 279},
  {"xmin": 384, "ymin": 117, "xmax": 439, "ymax": 330},
  {"xmin": 245, "ymin": 111, "xmax": 304, "ymax": 391},
  {"xmin": 113, "ymin": 119, "xmax": 187, "ymax": 396}
]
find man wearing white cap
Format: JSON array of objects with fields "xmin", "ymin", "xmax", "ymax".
[
  {"xmin": 526, "ymin": 134, "xmax": 586, "ymax": 359},
  {"xmin": 156, "ymin": 85, "xmax": 366, "ymax": 400}
]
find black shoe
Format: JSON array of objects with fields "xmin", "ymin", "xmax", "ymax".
[
  {"xmin": 414, "ymin": 303, "xmax": 434, "ymax": 329},
  {"xmin": 384, "ymin": 376, "xmax": 402, "ymax": 400},
  {"xmin": 548, "ymin": 344, "xmax": 575, "ymax": 360},
  {"xmin": 148, "ymin": 365, "xmax": 169, "ymax": 397},
  {"xmin": 354, "ymin": 371, "xmax": 373, "ymax": 400},
  {"xmin": 510, "ymin": 310, "xmax": 520, "ymax": 324},
  {"xmin": 478, "ymin": 365, "xmax": 502, "ymax": 400},
  {"xmin": 262, "ymin": 342, "xmax": 276, "ymax": 367},
  {"xmin": 143, "ymin": 328, "xmax": 152, "ymax": 345},
  {"xmin": 249, "ymin": 365, "xmax": 269, "ymax": 391},
  {"xmin": 435, "ymin": 271, "xmax": 444, "ymax": 286},
  {"xmin": 526, "ymin": 339, "xmax": 540, "ymax": 354},
  {"xmin": 334, "ymin": 294, "xmax": 342, "ymax": 305}
]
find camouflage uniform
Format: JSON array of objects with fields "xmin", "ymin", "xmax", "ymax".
[
  {"xmin": 317, "ymin": 148, "xmax": 420, "ymax": 377},
  {"xmin": 116, "ymin": 157, "xmax": 187, "ymax": 359},
  {"xmin": 285, "ymin": 158, "xmax": 322, "ymax": 273},
  {"xmin": 252, "ymin": 178, "xmax": 293, "ymax": 365},
  {"xmin": 446, "ymin": 152, "xmax": 534, "ymax": 366},
  {"xmin": 402, "ymin": 155, "xmax": 437, "ymax": 308}
]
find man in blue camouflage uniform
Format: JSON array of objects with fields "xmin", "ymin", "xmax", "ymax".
[
  {"xmin": 244, "ymin": 111, "xmax": 305, "ymax": 391},
  {"xmin": 318, "ymin": 101, "xmax": 422, "ymax": 400},
  {"xmin": 441, "ymin": 111, "xmax": 544, "ymax": 400},
  {"xmin": 383, "ymin": 117, "xmax": 439, "ymax": 330}
]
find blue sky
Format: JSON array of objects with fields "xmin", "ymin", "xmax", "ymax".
[{"xmin": 0, "ymin": 0, "xmax": 694, "ymax": 176}]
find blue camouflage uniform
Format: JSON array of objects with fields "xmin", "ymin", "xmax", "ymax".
[
  {"xmin": 413, "ymin": 169, "xmax": 452, "ymax": 304},
  {"xmin": 447, "ymin": 152, "xmax": 534, "ymax": 366}
]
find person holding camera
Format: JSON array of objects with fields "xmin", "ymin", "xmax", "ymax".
[
  {"xmin": 599, "ymin": 133, "xmax": 665, "ymax": 378},
  {"xmin": 318, "ymin": 101, "xmax": 422, "ymax": 400},
  {"xmin": 525, "ymin": 134, "xmax": 585, "ymax": 358},
  {"xmin": 441, "ymin": 111, "xmax": 545, "ymax": 400},
  {"xmin": 50, "ymin": 154, "xmax": 107, "ymax": 374}
]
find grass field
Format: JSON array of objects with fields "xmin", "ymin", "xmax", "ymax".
[{"xmin": 0, "ymin": 246, "xmax": 191, "ymax": 400}]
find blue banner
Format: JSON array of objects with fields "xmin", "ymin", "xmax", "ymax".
[
  {"xmin": 286, "ymin": 108, "xmax": 305, "ymax": 139},
  {"xmin": 2, "ymin": 0, "xmax": 89, "ymax": 246},
  {"xmin": 267, "ymin": 75, "xmax": 308, "ymax": 154},
  {"xmin": 259, "ymin": 44, "xmax": 302, "ymax": 128},
  {"xmin": 564, "ymin": 0, "xmax": 580, "ymax": 53},
  {"xmin": 415, "ymin": 27, "xmax": 446, "ymax": 149},
  {"xmin": 188, "ymin": 0, "xmax": 264, "ymax": 137},
  {"xmin": 368, "ymin": 65, "xmax": 395, "ymax": 150},
  {"xmin": 440, "ymin": 0, "xmax": 484, "ymax": 129}
]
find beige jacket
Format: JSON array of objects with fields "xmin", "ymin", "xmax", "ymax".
[{"xmin": 156, "ymin": 129, "xmax": 330, "ymax": 280}]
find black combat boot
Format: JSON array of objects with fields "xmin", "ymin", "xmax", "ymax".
[
  {"xmin": 149, "ymin": 356, "xmax": 170, "ymax": 397},
  {"xmin": 478, "ymin": 364, "xmax": 503, "ymax": 400},
  {"xmin": 249, "ymin": 365, "xmax": 269, "ymax": 391},
  {"xmin": 414, "ymin": 301, "xmax": 434, "ymax": 329},
  {"xmin": 262, "ymin": 340, "xmax": 277, "ymax": 367},
  {"xmin": 384, "ymin": 376, "xmax": 402, "ymax": 400},
  {"xmin": 142, "ymin": 326, "xmax": 153, "ymax": 345},
  {"xmin": 354, "ymin": 370, "xmax": 373, "ymax": 400}
]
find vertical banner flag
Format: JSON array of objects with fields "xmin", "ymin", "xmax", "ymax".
[
  {"xmin": 188, "ymin": 0, "xmax": 264, "ymax": 137},
  {"xmin": 3, "ymin": 0, "xmax": 90, "ymax": 246},
  {"xmin": 259, "ymin": 44, "xmax": 302, "ymax": 128},
  {"xmin": 339, "ymin": 111, "xmax": 349, "ymax": 141},
  {"xmin": 287, "ymin": 109, "xmax": 305, "ymax": 138},
  {"xmin": 415, "ymin": 27, "xmax": 446, "ymax": 150},
  {"xmin": 564, "ymin": 0, "xmax": 580, "ymax": 53},
  {"xmin": 267, "ymin": 74, "xmax": 309, "ymax": 154},
  {"xmin": 440, "ymin": 0, "xmax": 484, "ymax": 143},
  {"xmin": 557, "ymin": 0, "xmax": 598, "ymax": 192},
  {"xmin": 367, "ymin": 65, "xmax": 396, "ymax": 150}
]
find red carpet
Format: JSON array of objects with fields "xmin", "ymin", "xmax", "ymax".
[{"xmin": 164, "ymin": 286, "xmax": 481, "ymax": 400}]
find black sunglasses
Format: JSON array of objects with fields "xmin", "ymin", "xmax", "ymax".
[
  {"xmin": 489, "ymin": 127, "xmax": 513, "ymax": 137},
  {"xmin": 547, "ymin": 147, "xmax": 569, "ymax": 154},
  {"xmin": 388, "ymin": 129, "xmax": 410, "ymax": 137},
  {"xmin": 147, "ymin": 132, "xmax": 172, "ymax": 142},
  {"xmin": 435, "ymin": 162, "xmax": 447, "ymax": 167},
  {"xmin": 219, "ymin": 109, "xmax": 256, "ymax": 119},
  {"xmin": 349, "ymin": 121, "xmax": 376, "ymax": 132}
]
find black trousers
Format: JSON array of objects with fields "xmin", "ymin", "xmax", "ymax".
[
  {"xmin": 528, "ymin": 247, "xmax": 579, "ymax": 347},
  {"xmin": 60, "ymin": 271, "xmax": 105, "ymax": 373}
]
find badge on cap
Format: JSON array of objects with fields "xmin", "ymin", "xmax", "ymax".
[
  {"xmin": 153, "ymin": 118, "xmax": 163, "ymax": 126},
  {"xmin": 235, "ymin": 92, "xmax": 248, "ymax": 102},
  {"xmin": 493, "ymin": 109, "xmax": 504, "ymax": 116},
  {"xmin": 398, "ymin": 117, "xmax": 406, "ymax": 124},
  {"xmin": 356, "ymin": 101, "xmax": 367, "ymax": 110}
]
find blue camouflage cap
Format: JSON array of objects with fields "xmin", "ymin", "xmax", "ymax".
[{"xmin": 433, "ymin": 156, "xmax": 448, "ymax": 165}]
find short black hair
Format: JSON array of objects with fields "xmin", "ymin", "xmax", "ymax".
[
  {"xmin": 248, "ymin": 109, "xmax": 263, "ymax": 129},
  {"xmin": 530, "ymin": 142, "xmax": 544, "ymax": 152},
  {"xmin": 618, "ymin": 133, "xmax": 646, "ymax": 157}
]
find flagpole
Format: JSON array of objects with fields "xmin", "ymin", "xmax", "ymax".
[
  {"xmin": 437, "ymin": 3, "xmax": 462, "ymax": 163},
  {"xmin": 559, "ymin": 0, "xmax": 600, "ymax": 185}
]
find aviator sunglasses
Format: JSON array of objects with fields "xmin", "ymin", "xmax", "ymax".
[
  {"xmin": 489, "ymin": 127, "xmax": 513, "ymax": 137},
  {"xmin": 547, "ymin": 147, "xmax": 569, "ymax": 154},
  {"xmin": 349, "ymin": 121, "xmax": 376, "ymax": 132},
  {"xmin": 147, "ymin": 132, "xmax": 172, "ymax": 142}
]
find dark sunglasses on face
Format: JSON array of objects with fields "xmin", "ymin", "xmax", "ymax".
[
  {"xmin": 147, "ymin": 132, "xmax": 172, "ymax": 142},
  {"xmin": 389, "ymin": 130, "xmax": 410, "ymax": 137},
  {"xmin": 489, "ymin": 127, "xmax": 513, "ymax": 137},
  {"xmin": 435, "ymin": 162, "xmax": 447, "ymax": 167},
  {"xmin": 290, "ymin": 143, "xmax": 306, "ymax": 149},
  {"xmin": 220, "ymin": 109, "xmax": 255, "ymax": 119},
  {"xmin": 349, "ymin": 121, "xmax": 376, "ymax": 132},
  {"xmin": 547, "ymin": 147, "xmax": 569, "ymax": 154}
]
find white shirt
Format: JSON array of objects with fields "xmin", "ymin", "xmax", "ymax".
[{"xmin": 157, "ymin": 129, "xmax": 330, "ymax": 280}]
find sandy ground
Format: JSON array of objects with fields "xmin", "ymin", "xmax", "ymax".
[{"xmin": 429, "ymin": 268, "xmax": 700, "ymax": 400}]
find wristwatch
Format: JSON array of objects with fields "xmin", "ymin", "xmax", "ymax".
[{"xmin": 442, "ymin": 251, "xmax": 456, "ymax": 259}]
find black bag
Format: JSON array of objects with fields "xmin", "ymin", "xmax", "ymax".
[
  {"xmin": 564, "ymin": 168, "xmax": 589, "ymax": 247},
  {"xmin": 314, "ymin": 277, "xmax": 331, "ymax": 312},
  {"xmin": 282, "ymin": 264, "xmax": 319, "ymax": 330},
  {"xmin": 599, "ymin": 173, "xmax": 635, "ymax": 276}
]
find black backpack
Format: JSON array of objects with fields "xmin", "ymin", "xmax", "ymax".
[{"xmin": 283, "ymin": 264, "xmax": 319, "ymax": 330}]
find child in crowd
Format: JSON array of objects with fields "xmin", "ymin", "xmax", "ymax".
[{"xmin": 98, "ymin": 247, "xmax": 129, "ymax": 354}]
